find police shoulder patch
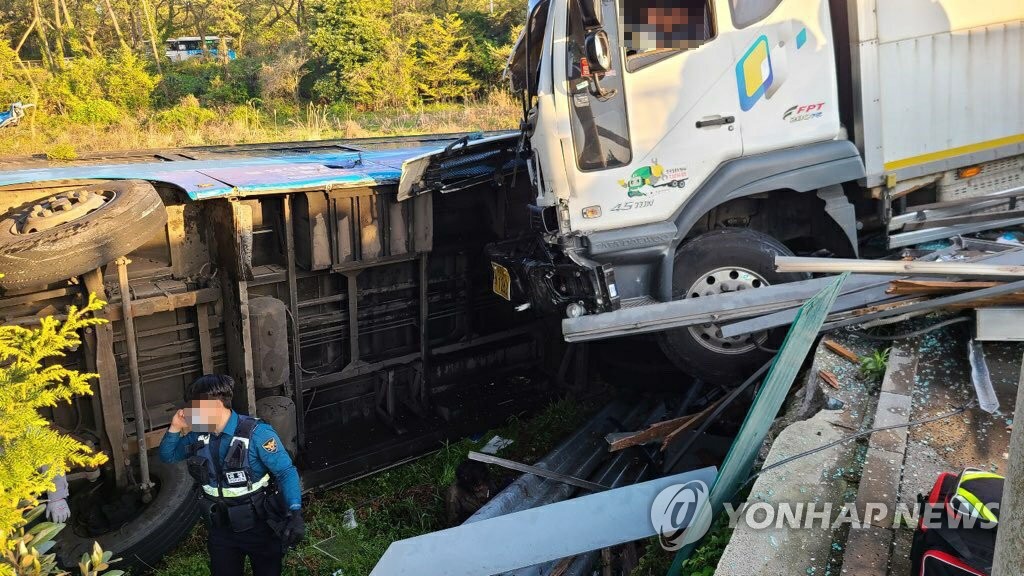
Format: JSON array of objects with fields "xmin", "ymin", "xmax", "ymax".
[{"xmin": 262, "ymin": 438, "xmax": 278, "ymax": 453}]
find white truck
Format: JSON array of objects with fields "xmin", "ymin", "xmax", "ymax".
[{"xmin": 403, "ymin": 0, "xmax": 1024, "ymax": 383}]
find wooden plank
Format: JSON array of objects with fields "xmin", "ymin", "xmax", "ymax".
[
  {"xmin": 81, "ymin": 268, "xmax": 129, "ymax": 488},
  {"xmin": 608, "ymin": 399, "xmax": 721, "ymax": 452},
  {"xmin": 608, "ymin": 413, "xmax": 701, "ymax": 453},
  {"xmin": 818, "ymin": 370, "xmax": 841, "ymax": 390},
  {"xmin": 103, "ymin": 287, "xmax": 221, "ymax": 321},
  {"xmin": 824, "ymin": 278, "xmax": 1024, "ymax": 331},
  {"xmin": 888, "ymin": 279, "xmax": 1003, "ymax": 295},
  {"xmin": 776, "ymin": 256, "xmax": 1024, "ymax": 278},
  {"xmin": 661, "ymin": 401, "xmax": 721, "ymax": 450},
  {"xmin": 196, "ymin": 302, "xmax": 214, "ymax": 374},
  {"xmin": 823, "ymin": 339, "xmax": 860, "ymax": 363}
]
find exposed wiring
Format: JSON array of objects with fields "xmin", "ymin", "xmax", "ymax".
[
  {"xmin": 742, "ymin": 401, "xmax": 974, "ymax": 488},
  {"xmin": 283, "ymin": 306, "xmax": 345, "ymax": 376},
  {"xmin": 848, "ymin": 315, "xmax": 971, "ymax": 341}
]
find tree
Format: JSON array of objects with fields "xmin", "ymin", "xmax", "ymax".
[
  {"xmin": 346, "ymin": 37, "xmax": 417, "ymax": 110},
  {"xmin": 414, "ymin": 13, "xmax": 478, "ymax": 103},
  {"xmin": 307, "ymin": 0, "xmax": 390, "ymax": 102},
  {"xmin": 0, "ymin": 294, "xmax": 108, "ymax": 543}
]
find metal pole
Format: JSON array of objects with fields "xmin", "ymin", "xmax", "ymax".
[
  {"xmin": 116, "ymin": 257, "xmax": 153, "ymax": 493},
  {"xmin": 283, "ymin": 195, "xmax": 306, "ymax": 448},
  {"xmin": 991, "ymin": 353, "xmax": 1024, "ymax": 575}
]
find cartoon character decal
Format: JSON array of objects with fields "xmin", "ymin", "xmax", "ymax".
[{"xmin": 618, "ymin": 162, "xmax": 688, "ymax": 197}]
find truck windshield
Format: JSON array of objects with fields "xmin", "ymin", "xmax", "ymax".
[{"xmin": 507, "ymin": 0, "xmax": 549, "ymax": 98}]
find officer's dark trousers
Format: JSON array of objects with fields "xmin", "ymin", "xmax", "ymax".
[{"xmin": 208, "ymin": 520, "xmax": 283, "ymax": 576}]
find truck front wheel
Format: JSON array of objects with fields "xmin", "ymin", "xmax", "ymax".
[{"xmin": 658, "ymin": 228, "xmax": 806, "ymax": 384}]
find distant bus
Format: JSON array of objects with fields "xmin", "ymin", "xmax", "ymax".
[{"xmin": 165, "ymin": 36, "xmax": 237, "ymax": 62}]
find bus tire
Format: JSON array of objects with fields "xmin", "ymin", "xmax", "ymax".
[
  {"xmin": 0, "ymin": 181, "xmax": 166, "ymax": 291},
  {"xmin": 56, "ymin": 456, "xmax": 201, "ymax": 572}
]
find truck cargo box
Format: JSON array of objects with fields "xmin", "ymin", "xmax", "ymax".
[{"xmin": 843, "ymin": 0, "xmax": 1024, "ymax": 187}]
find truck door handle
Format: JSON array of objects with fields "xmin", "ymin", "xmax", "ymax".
[{"xmin": 696, "ymin": 116, "xmax": 735, "ymax": 128}]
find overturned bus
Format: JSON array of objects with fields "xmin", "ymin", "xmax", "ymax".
[{"xmin": 0, "ymin": 133, "xmax": 560, "ymax": 567}]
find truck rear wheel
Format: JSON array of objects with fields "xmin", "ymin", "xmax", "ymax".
[
  {"xmin": 658, "ymin": 228, "xmax": 805, "ymax": 384},
  {"xmin": 0, "ymin": 180, "xmax": 166, "ymax": 291}
]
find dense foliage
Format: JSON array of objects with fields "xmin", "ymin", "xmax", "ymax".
[
  {"xmin": 0, "ymin": 0, "xmax": 523, "ymax": 118},
  {"xmin": 0, "ymin": 294, "xmax": 108, "ymax": 557}
]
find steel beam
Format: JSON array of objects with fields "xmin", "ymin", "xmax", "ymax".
[
  {"xmin": 822, "ymin": 278, "xmax": 1024, "ymax": 332},
  {"xmin": 468, "ymin": 452, "xmax": 609, "ymax": 493},
  {"xmin": 283, "ymin": 195, "xmax": 306, "ymax": 447},
  {"xmin": 196, "ymin": 302, "xmax": 214, "ymax": 373},
  {"xmin": 561, "ymin": 275, "xmax": 883, "ymax": 343},
  {"xmin": 370, "ymin": 467, "xmax": 718, "ymax": 576},
  {"xmin": 116, "ymin": 257, "xmax": 153, "ymax": 491},
  {"xmin": 888, "ymin": 215, "xmax": 1024, "ymax": 249}
]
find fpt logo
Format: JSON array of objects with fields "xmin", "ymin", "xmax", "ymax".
[
  {"xmin": 650, "ymin": 480, "xmax": 712, "ymax": 550},
  {"xmin": 783, "ymin": 103, "xmax": 825, "ymax": 123}
]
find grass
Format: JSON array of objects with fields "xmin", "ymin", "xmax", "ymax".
[
  {"xmin": 0, "ymin": 92, "xmax": 520, "ymax": 159},
  {"xmin": 630, "ymin": 513, "xmax": 734, "ymax": 576},
  {"xmin": 153, "ymin": 396, "xmax": 596, "ymax": 576}
]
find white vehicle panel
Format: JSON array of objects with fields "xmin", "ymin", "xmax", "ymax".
[
  {"xmin": 876, "ymin": 0, "xmax": 1024, "ymax": 44},
  {"xmin": 560, "ymin": 0, "xmax": 840, "ymax": 235},
  {"xmin": 854, "ymin": 0, "xmax": 1024, "ymax": 184},
  {"xmin": 731, "ymin": 0, "xmax": 841, "ymax": 157}
]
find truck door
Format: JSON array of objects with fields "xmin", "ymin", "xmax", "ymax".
[{"xmin": 560, "ymin": 0, "xmax": 743, "ymax": 234}]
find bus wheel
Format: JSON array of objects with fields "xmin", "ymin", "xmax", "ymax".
[
  {"xmin": 0, "ymin": 180, "xmax": 166, "ymax": 291},
  {"xmin": 56, "ymin": 453, "xmax": 200, "ymax": 572}
]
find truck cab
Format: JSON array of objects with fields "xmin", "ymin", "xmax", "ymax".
[
  {"xmin": 398, "ymin": 0, "xmax": 1022, "ymax": 383},
  {"xmin": 462, "ymin": 0, "xmax": 866, "ymax": 382}
]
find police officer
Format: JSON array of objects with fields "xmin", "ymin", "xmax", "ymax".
[{"xmin": 159, "ymin": 375, "xmax": 304, "ymax": 576}]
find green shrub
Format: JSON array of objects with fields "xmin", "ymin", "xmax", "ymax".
[
  {"xmin": 43, "ymin": 57, "xmax": 106, "ymax": 110},
  {"xmin": 66, "ymin": 98, "xmax": 123, "ymax": 126},
  {"xmin": 45, "ymin": 143, "xmax": 78, "ymax": 161},
  {"xmin": 155, "ymin": 58, "xmax": 262, "ymax": 108},
  {"xmin": 152, "ymin": 95, "xmax": 217, "ymax": 131},
  {"xmin": 0, "ymin": 39, "xmax": 34, "ymax": 105},
  {"xmin": 103, "ymin": 48, "xmax": 158, "ymax": 110},
  {"xmin": 859, "ymin": 348, "xmax": 890, "ymax": 382},
  {"xmin": 39, "ymin": 52, "xmax": 157, "ymax": 121}
]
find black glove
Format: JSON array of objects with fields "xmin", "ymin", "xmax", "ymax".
[{"xmin": 281, "ymin": 510, "xmax": 305, "ymax": 550}]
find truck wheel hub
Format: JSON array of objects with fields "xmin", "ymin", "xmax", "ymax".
[
  {"xmin": 686, "ymin": 267, "xmax": 770, "ymax": 355},
  {"xmin": 16, "ymin": 190, "xmax": 110, "ymax": 234}
]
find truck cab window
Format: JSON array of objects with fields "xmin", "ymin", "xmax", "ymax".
[
  {"xmin": 567, "ymin": 0, "xmax": 631, "ymax": 171},
  {"xmin": 728, "ymin": 0, "xmax": 783, "ymax": 29},
  {"xmin": 624, "ymin": 0, "xmax": 715, "ymax": 70}
]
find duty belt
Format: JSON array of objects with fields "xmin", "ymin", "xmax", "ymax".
[{"xmin": 202, "ymin": 474, "xmax": 270, "ymax": 498}]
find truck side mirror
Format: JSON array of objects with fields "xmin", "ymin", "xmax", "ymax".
[
  {"xmin": 585, "ymin": 30, "xmax": 612, "ymax": 73},
  {"xmin": 580, "ymin": 0, "xmax": 603, "ymax": 27}
]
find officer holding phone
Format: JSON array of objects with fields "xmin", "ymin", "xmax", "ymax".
[{"xmin": 159, "ymin": 374, "xmax": 304, "ymax": 576}]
